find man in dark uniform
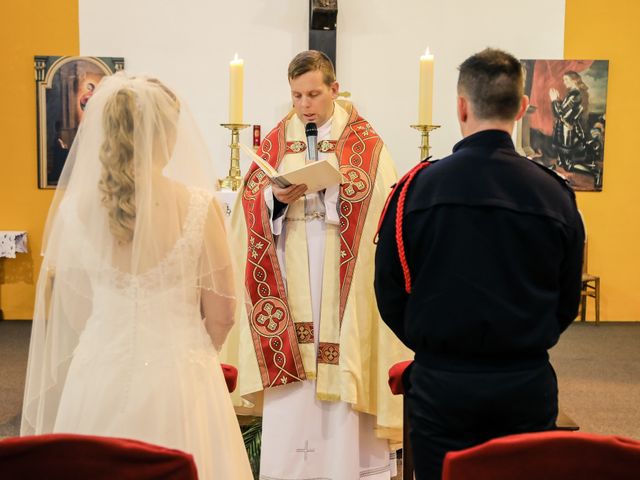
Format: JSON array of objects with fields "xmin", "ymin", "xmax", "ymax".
[{"xmin": 374, "ymin": 48, "xmax": 584, "ymax": 480}]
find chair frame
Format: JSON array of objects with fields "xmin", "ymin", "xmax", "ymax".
[
  {"xmin": 580, "ymin": 238, "xmax": 601, "ymax": 325},
  {"xmin": 581, "ymin": 274, "xmax": 601, "ymax": 324}
]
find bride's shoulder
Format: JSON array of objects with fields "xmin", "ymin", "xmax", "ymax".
[
  {"xmin": 186, "ymin": 185, "xmax": 214, "ymax": 203},
  {"xmin": 164, "ymin": 182, "xmax": 212, "ymax": 210},
  {"xmin": 180, "ymin": 186, "xmax": 221, "ymax": 227}
]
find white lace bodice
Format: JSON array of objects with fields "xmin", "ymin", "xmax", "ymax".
[
  {"xmin": 71, "ymin": 188, "xmax": 216, "ymax": 363},
  {"xmin": 101, "ymin": 187, "xmax": 213, "ymax": 298}
]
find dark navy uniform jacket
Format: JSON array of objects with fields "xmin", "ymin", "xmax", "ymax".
[{"xmin": 374, "ymin": 129, "xmax": 584, "ymax": 372}]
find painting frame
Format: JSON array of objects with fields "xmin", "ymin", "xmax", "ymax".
[
  {"xmin": 35, "ymin": 55, "xmax": 125, "ymax": 189},
  {"xmin": 517, "ymin": 59, "xmax": 609, "ymax": 192}
]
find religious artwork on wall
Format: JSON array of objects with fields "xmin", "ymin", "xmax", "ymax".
[
  {"xmin": 517, "ymin": 59, "xmax": 609, "ymax": 191},
  {"xmin": 35, "ymin": 56, "xmax": 125, "ymax": 189}
]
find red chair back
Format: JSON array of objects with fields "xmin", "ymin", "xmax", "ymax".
[
  {"xmin": 442, "ymin": 430, "xmax": 640, "ymax": 480},
  {"xmin": 388, "ymin": 360, "xmax": 413, "ymax": 395},
  {"xmin": 221, "ymin": 363, "xmax": 238, "ymax": 393},
  {"xmin": 0, "ymin": 433, "xmax": 199, "ymax": 480}
]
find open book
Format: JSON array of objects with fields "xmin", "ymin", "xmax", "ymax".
[{"xmin": 240, "ymin": 143, "xmax": 343, "ymax": 193}]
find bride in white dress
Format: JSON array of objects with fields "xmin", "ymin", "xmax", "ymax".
[{"xmin": 21, "ymin": 73, "xmax": 253, "ymax": 479}]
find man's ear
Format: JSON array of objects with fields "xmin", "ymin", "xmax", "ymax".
[
  {"xmin": 515, "ymin": 95, "xmax": 529, "ymax": 121},
  {"xmin": 457, "ymin": 96, "xmax": 468, "ymax": 123},
  {"xmin": 330, "ymin": 81, "xmax": 340, "ymax": 99}
]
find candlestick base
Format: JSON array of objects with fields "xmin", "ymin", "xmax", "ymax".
[
  {"xmin": 219, "ymin": 123, "xmax": 250, "ymax": 191},
  {"xmin": 410, "ymin": 124, "xmax": 441, "ymax": 161}
]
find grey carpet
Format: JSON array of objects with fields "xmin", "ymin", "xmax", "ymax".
[
  {"xmin": 1, "ymin": 320, "xmax": 639, "ymax": 440},
  {"xmin": 0, "ymin": 320, "xmax": 31, "ymax": 438},
  {"xmin": 550, "ymin": 321, "xmax": 640, "ymax": 439}
]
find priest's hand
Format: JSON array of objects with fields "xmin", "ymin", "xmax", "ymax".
[{"xmin": 272, "ymin": 183, "xmax": 307, "ymax": 204}]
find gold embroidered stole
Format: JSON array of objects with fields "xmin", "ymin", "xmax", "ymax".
[{"xmin": 241, "ymin": 104, "xmax": 383, "ymax": 393}]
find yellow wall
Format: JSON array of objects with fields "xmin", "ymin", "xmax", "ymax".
[
  {"xmin": 566, "ymin": 0, "xmax": 640, "ymax": 320},
  {"xmin": 0, "ymin": 1, "xmax": 78, "ymax": 319}
]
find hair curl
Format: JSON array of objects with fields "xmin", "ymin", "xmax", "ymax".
[{"xmin": 98, "ymin": 88, "xmax": 137, "ymax": 244}]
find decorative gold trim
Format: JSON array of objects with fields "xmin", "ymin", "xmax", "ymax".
[
  {"xmin": 318, "ymin": 342, "xmax": 340, "ymax": 365},
  {"xmin": 318, "ymin": 139, "xmax": 336, "ymax": 153},
  {"xmin": 286, "ymin": 140, "xmax": 306, "ymax": 153},
  {"xmin": 295, "ymin": 322, "xmax": 314, "ymax": 344}
]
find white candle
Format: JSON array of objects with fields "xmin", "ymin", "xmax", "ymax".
[
  {"xmin": 418, "ymin": 47, "xmax": 434, "ymax": 125},
  {"xmin": 229, "ymin": 53, "xmax": 244, "ymax": 124}
]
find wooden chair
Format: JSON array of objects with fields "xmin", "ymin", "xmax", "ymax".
[{"xmin": 581, "ymin": 238, "xmax": 601, "ymax": 325}]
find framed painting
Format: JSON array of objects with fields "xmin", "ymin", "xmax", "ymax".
[
  {"xmin": 35, "ymin": 56, "xmax": 125, "ymax": 189},
  {"xmin": 517, "ymin": 59, "xmax": 609, "ymax": 191}
]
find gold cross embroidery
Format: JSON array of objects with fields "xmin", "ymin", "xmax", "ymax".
[
  {"xmin": 318, "ymin": 140, "xmax": 336, "ymax": 153},
  {"xmin": 288, "ymin": 141, "xmax": 306, "ymax": 153},
  {"xmin": 256, "ymin": 302, "xmax": 284, "ymax": 332},
  {"xmin": 344, "ymin": 171, "xmax": 366, "ymax": 195},
  {"xmin": 247, "ymin": 171, "xmax": 266, "ymax": 195}
]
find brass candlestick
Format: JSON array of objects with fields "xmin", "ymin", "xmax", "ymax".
[
  {"xmin": 218, "ymin": 123, "xmax": 250, "ymax": 191},
  {"xmin": 410, "ymin": 124, "xmax": 441, "ymax": 161}
]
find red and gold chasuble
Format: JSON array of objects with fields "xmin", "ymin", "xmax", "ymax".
[{"xmin": 241, "ymin": 105, "xmax": 383, "ymax": 389}]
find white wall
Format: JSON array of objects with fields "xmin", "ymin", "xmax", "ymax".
[
  {"xmin": 80, "ymin": 0, "xmax": 565, "ymax": 178},
  {"xmin": 79, "ymin": 0, "xmax": 308, "ymax": 180},
  {"xmin": 337, "ymin": 1, "xmax": 566, "ymax": 173}
]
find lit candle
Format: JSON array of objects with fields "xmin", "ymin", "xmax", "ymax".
[
  {"xmin": 418, "ymin": 47, "xmax": 434, "ymax": 125},
  {"xmin": 229, "ymin": 53, "xmax": 244, "ymax": 124}
]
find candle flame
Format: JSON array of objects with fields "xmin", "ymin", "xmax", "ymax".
[
  {"xmin": 424, "ymin": 47, "xmax": 430, "ymax": 56},
  {"xmin": 233, "ymin": 53, "xmax": 238, "ymax": 61}
]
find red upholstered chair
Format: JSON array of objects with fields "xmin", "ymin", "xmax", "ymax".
[
  {"xmin": 388, "ymin": 360, "xmax": 414, "ymax": 479},
  {"xmin": 0, "ymin": 433, "xmax": 199, "ymax": 480},
  {"xmin": 442, "ymin": 430, "xmax": 640, "ymax": 480},
  {"xmin": 221, "ymin": 363, "xmax": 238, "ymax": 393}
]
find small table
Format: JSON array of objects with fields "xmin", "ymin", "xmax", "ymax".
[{"xmin": 0, "ymin": 231, "xmax": 29, "ymax": 320}]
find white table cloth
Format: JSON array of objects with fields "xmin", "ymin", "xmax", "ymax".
[{"xmin": 0, "ymin": 231, "xmax": 28, "ymax": 258}]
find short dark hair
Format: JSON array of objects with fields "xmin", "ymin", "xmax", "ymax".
[
  {"xmin": 288, "ymin": 50, "xmax": 336, "ymax": 85},
  {"xmin": 458, "ymin": 48, "xmax": 524, "ymax": 121}
]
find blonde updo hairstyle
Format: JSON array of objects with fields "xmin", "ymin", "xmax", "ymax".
[
  {"xmin": 98, "ymin": 87, "xmax": 137, "ymax": 244},
  {"xmin": 98, "ymin": 78, "xmax": 179, "ymax": 244}
]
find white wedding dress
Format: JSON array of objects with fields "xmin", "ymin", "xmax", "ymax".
[{"xmin": 52, "ymin": 189, "xmax": 253, "ymax": 480}]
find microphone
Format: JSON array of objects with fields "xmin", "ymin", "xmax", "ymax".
[{"xmin": 305, "ymin": 122, "xmax": 318, "ymax": 162}]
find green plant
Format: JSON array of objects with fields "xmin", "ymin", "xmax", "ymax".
[{"xmin": 241, "ymin": 417, "xmax": 262, "ymax": 479}]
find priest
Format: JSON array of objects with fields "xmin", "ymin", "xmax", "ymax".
[{"xmin": 228, "ymin": 50, "xmax": 410, "ymax": 479}]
